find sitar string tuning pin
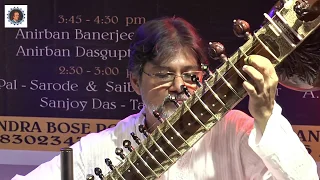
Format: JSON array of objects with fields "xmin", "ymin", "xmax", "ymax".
[
  {"xmin": 201, "ymin": 63, "xmax": 211, "ymax": 80},
  {"xmin": 138, "ymin": 124, "xmax": 149, "ymax": 137},
  {"xmin": 167, "ymin": 94, "xmax": 180, "ymax": 108},
  {"xmin": 105, "ymin": 158, "xmax": 115, "ymax": 170},
  {"xmin": 191, "ymin": 74, "xmax": 202, "ymax": 87},
  {"xmin": 115, "ymin": 147, "xmax": 126, "ymax": 160},
  {"xmin": 180, "ymin": 85, "xmax": 191, "ymax": 97},
  {"xmin": 123, "ymin": 140, "xmax": 134, "ymax": 152},
  {"xmin": 94, "ymin": 167, "xmax": 104, "ymax": 180},
  {"xmin": 130, "ymin": 132, "xmax": 141, "ymax": 145},
  {"xmin": 152, "ymin": 110, "xmax": 165, "ymax": 123},
  {"xmin": 86, "ymin": 174, "xmax": 95, "ymax": 180}
]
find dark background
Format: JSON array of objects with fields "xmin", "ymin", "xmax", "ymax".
[{"xmin": 1, "ymin": 0, "xmax": 319, "ymax": 125}]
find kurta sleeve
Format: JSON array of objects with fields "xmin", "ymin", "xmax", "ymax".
[{"xmin": 248, "ymin": 102, "xmax": 319, "ymax": 180}]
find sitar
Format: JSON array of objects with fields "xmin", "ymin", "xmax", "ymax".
[{"xmin": 90, "ymin": 0, "xmax": 320, "ymax": 179}]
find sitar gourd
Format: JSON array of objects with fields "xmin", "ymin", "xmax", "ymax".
[{"xmin": 89, "ymin": 0, "xmax": 320, "ymax": 179}]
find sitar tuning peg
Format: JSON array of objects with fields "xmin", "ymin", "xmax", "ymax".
[
  {"xmin": 105, "ymin": 158, "xmax": 115, "ymax": 170},
  {"xmin": 167, "ymin": 94, "xmax": 180, "ymax": 108},
  {"xmin": 123, "ymin": 140, "xmax": 134, "ymax": 152},
  {"xmin": 201, "ymin": 63, "xmax": 211, "ymax": 80},
  {"xmin": 191, "ymin": 74, "xmax": 202, "ymax": 87},
  {"xmin": 180, "ymin": 85, "xmax": 191, "ymax": 97},
  {"xmin": 152, "ymin": 110, "xmax": 165, "ymax": 123},
  {"xmin": 208, "ymin": 42, "xmax": 229, "ymax": 65},
  {"xmin": 86, "ymin": 174, "xmax": 95, "ymax": 180},
  {"xmin": 208, "ymin": 42, "xmax": 226, "ymax": 61},
  {"xmin": 233, "ymin": 19, "xmax": 251, "ymax": 40},
  {"xmin": 115, "ymin": 147, "xmax": 125, "ymax": 160},
  {"xmin": 138, "ymin": 124, "xmax": 149, "ymax": 137},
  {"xmin": 94, "ymin": 167, "xmax": 104, "ymax": 180},
  {"xmin": 130, "ymin": 132, "xmax": 141, "ymax": 145},
  {"xmin": 293, "ymin": 0, "xmax": 313, "ymax": 21}
]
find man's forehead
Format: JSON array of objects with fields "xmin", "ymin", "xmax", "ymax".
[
  {"xmin": 154, "ymin": 53, "xmax": 198, "ymax": 65},
  {"xmin": 147, "ymin": 62, "xmax": 199, "ymax": 71}
]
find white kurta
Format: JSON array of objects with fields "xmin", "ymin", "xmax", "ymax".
[{"xmin": 12, "ymin": 102, "xmax": 319, "ymax": 180}]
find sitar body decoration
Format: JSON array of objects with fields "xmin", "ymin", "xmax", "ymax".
[
  {"xmin": 87, "ymin": 0, "xmax": 320, "ymax": 179},
  {"xmin": 275, "ymin": 0, "xmax": 320, "ymax": 91}
]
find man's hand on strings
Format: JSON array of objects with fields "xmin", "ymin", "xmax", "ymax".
[{"xmin": 242, "ymin": 55, "xmax": 279, "ymax": 133}]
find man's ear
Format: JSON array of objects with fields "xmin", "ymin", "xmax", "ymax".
[{"xmin": 130, "ymin": 73, "xmax": 141, "ymax": 95}]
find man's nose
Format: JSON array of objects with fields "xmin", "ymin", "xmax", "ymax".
[{"xmin": 168, "ymin": 76, "xmax": 185, "ymax": 93}]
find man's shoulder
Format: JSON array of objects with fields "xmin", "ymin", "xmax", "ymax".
[
  {"xmin": 79, "ymin": 112, "xmax": 142, "ymax": 146},
  {"xmin": 74, "ymin": 112, "xmax": 143, "ymax": 165},
  {"xmin": 112, "ymin": 112, "xmax": 142, "ymax": 132}
]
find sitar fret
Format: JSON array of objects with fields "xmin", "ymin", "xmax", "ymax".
[
  {"xmin": 263, "ymin": 13, "xmax": 296, "ymax": 47},
  {"xmin": 224, "ymin": 55, "xmax": 248, "ymax": 82},
  {"xmin": 126, "ymin": 158, "xmax": 147, "ymax": 180},
  {"xmin": 164, "ymin": 119, "xmax": 192, "ymax": 147},
  {"xmin": 216, "ymin": 69, "xmax": 242, "ymax": 99},
  {"xmin": 112, "ymin": 140, "xmax": 171, "ymax": 179},
  {"xmin": 133, "ymin": 150, "xmax": 159, "ymax": 178},
  {"xmin": 156, "ymin": 127, "xmax": 182, "ymax": 155},
  {"xmin": 139, "ymin": 142, "xmax": 166, "ymax": 171}
]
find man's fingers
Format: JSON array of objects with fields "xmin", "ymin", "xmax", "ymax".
[
  {"xmin": 244, "ymin": 55, "xmax": 275, "ymax": 79},
  {"xmin": 243, "ymin": 81, "xmax": 258, "ymax": 98},
  {"xmin": 242, "ymin": 65, "xmax": 264, "ymax": 94}
]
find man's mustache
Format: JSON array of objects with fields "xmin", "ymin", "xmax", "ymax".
[{"xmin": 157, "ymin": 93, "xmax": 189, "ymax": 112}]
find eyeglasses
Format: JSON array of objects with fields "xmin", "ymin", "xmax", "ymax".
[{"xmin": 142, "ymin": 70, "xmax": 203, "ymax": 84}]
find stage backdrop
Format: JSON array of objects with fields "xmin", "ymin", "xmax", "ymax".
[{"xmin": 1, "ymin": 0, "xmax": 320, "ymax": 179}]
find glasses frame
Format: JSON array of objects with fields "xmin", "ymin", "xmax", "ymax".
[{"xmin": 142, "ymin": 70, "xmax": 203, "ymax": 84}]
